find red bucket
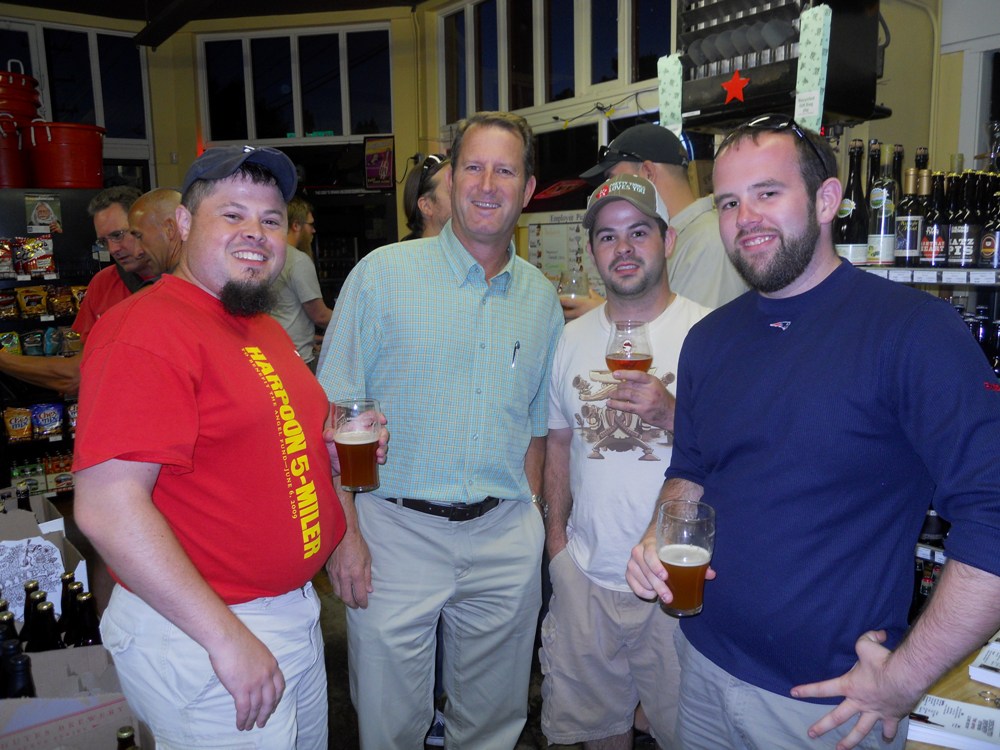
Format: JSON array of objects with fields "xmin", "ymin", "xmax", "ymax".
[
  {"xmin": 25, "ymin": 121, "xmax": 106, "ymax": 189},
  {"xmin": 0, "ymin": 115, "xmax": 27, "ymax": 188}
]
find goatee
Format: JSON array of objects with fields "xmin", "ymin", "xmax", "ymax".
[{"xmin": 220, "ymin": 279, "xmax": 275, "ymax": 317}]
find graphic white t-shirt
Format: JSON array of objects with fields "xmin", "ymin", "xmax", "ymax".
[{"xmin": 547, "ymin": 297, "xmax": 711, "ymax": 591}]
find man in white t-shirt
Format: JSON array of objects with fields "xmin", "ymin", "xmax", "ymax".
[{"xmin": 541, "ymin": 174, "xmax": 711, "ymax": 749}]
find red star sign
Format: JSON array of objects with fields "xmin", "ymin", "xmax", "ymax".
[{"xmin": 721, "ymin": 70, "xmax": 750, "ymax": 104}]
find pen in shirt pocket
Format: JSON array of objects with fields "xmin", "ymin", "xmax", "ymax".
[{"xmin": 511, "ymin": 340, "xmax": 520, "ymax": 368}]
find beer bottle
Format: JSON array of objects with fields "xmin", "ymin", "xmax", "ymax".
[
  {"xmin": 891, "ymin": 143, "xmax": 904, "ymax": 189},
  {"xmin": 866, "ymin": 140, "xmax": 882, "ymax": 202},
  {"xmin": 61, "ymin": 581, "xmax": 84, "ymax": 647},
  {"xmin": 835, "ymin": 139, "xmax": 870, "ymax": 265},
  {"xmin": 949, "ymin": 171, "xmax": 981, "ymax": 267},
  {"xmin": 57, "ymin": 572, "xmax": 75, "ymax": 636},
  {"xmin": 895, "ymin": 168, "xmax": 924, "ymax": 267},
  {"xmin": 5, "ymin": 653, "xmax": 36, "ymax": 698},
  {"xmin": 20, "ymin": 590, "xmax": 47, "ymax": 647},
  {"xmin": 25, "ymin": 601, "xmax": 65, "ymax": 652},
  {"xmin": 978, "ymin": 191, "xmax": 1000, "ymax": 269},
  {"xmin": 990, "ymin": 320, "xmax": 1000, "ymax": 377},
  {"xmin": 945, "ymin": 172, "xmax": 965, "ymax": 266},
  {"xmin": 0, "ymin": 612, "xmax": 17, "ymax": 643},
  {"xmin": 15, "ymin": 481, "xmax": 31, "ymax": 514},
  {"xmin": 867, "ymin": 149, "xmax": 897, "ymax": 266},
  {"xmin": 116, "ymin": 725, "xmax": 138, "ymax": 750},
  {"xmin": 0, "ymin": 638, "xmax": 22, "ymax": 699},
  {"xmin": 915, "ymin": 146, "xmax": 929, "ymax": 171},
  {"xmin": 19, "ymin": 580, "xmax": 39, "ymax": 641},
  {"xmin": 0, "ymin": 597, "xmax": 9, "ymax": 613},
  {"xmin": 920, "ymin": 172, "xmax": 949, "ymax": 266},
  {"xmin": 976, "ymin": 171, "xmax": 992, "ymax": 217},
  {"xmin": 73, "ymin": 592, "xmax": 102, "ymax": 647}
]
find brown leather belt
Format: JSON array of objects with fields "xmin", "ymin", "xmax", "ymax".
[{"xmin": 383, "ymin": 496, "xmax": 502, "ymax": 521}]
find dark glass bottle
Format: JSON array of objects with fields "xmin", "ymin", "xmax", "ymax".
[
  {"xmin": 26, "ymin": 601, "xmax": 66, "ymax": 652},
  {"xmin": 895, "ymin": 168, "xmax": 924, "ymax": 266},
  {"xmin": 945, "ymin": 173, "xmax": 966, "ymax": 266},
  {"xmin": 990, "ymin": 320, "xmax": 1000, "ymax": 377},
  {"xmin": 20, "ymin": 590, "xmax": 47, "ymax": 647},
  {"xmin": 835, "ymin": 139, "xmax": 870, "ymax": 265},
  {"xmin": 57, "ymin": 572, "xmax": 75, "ymax": 637},
  {"xmin": 892, "ymin": 143, "xmax": 904, "ymax": 190},
  {"xmin": 74, "ymin": 592, "xmax": 102, "ymax": 647},
  {"xmin": 61, "ymin": 581, "xmax": 84, "ymax": 647},
  {"xmin": 0, "ymin": 612, "xmax": 17, "ymax": 643},
  {"xmin": 867, "ymin": 139, "xmax": 882, "ymax": 203},
  {"xmin": 915, "ymin": 146, "xmax": 929, "ymax": 171},
  {"xmin": 19, "ymin": 580, "xmax": 39, "ymax": 643},
  {"xmin": 978, "ymin": 191, "xmax": 1000, "ymax": 269},
  {"xmin": 116, "ymin": 725, "xmax": 137, "ymax": 750},
  {"xmin": 949, "ymin": 171, "xmax": 982, "ymax": 267},
  {"xmin": 920, "ymin": 172, "xmax": 949, "ymax": 266},
  {"xmin": 0, "ymin": 638, "xmax": 21, "ymax": 699},
  {"xmin": 0, "ymin": 597, "xmax": 9, "ymax": 613},
  {"xmin": 5, "ymin": 653, "xmax": 36, "ymax": 698}
]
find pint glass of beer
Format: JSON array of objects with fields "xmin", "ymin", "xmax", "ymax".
[
  {"xmin": 606, "ymin": 320, "xmax": 653, "ymax": 373},
  {"xmin": 655, "ymin": 501, "xmax": 715, "ymax": 617},
  {"xmin": 333, "ymin": 399, "xmax": 381, "ymax": 492}
]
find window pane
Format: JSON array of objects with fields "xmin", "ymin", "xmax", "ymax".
[
  {"xmin": 44, "ymin": 28, "xmax": 96, "ymax": 124},
  {"xmin": 347, "ymin": 30, "xmax": 391, "ymax": 134},
  {"xmin": 0, "ymin": 30, "xmax": 33, "ymax": 77},
  {"xmin": 632, "ymin": 0, "xmax": 671, "ymax": 82},
  {"xmin": 545, "ymin": 0, "xmax": 575, "ymax": 102},
  {"xmin": 205, "ymin": 39, "xmax": 248, "ymax": 141},
  {"xmin": 508, "ymin": 0, "xmax": 534, "ymax": 110},
  {"xmin": 299, "ymin": 34, "xmax": 342, "ymax": 137},
  {"xmin": 474, "ymin": 0, "xmax": 498, "ymax": 111},
  {"xmin": 591, "ymin": 0, "xmax": 619, "ymax": 85},
  {"xmin": 251, "ymin": 37, "xmax": 293, "ymax": 139},
  {"xmin": 98, "ymin": 34, "xmax": 146, "ymax": 139},
  {"xmin": 444, "ymin": 11, "xmax": 466, "ymax": 123}
]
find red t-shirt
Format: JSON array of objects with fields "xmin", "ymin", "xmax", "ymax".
[
  {"xmin": 71, "ymin": 265, "xmax": 133, "ymax": 344},
  {"xmin": 74, "ymin": 275, "xmax": 344, "ymax": 604}
]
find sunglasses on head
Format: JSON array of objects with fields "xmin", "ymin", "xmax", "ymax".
[
  {"xmin": 722, "ymin": 113, "xmax": 828, "ymax": 173},
  {"xmin": 418, "ymin": 154, "xmax": 447, "ymax": 195},
  {"xmin": 598, "ymin": 144, "xmax": 647, "ymax": 164}
]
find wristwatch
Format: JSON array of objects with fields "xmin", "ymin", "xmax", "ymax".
[{"xmin": 531, "ymin": 494, "xmax": 547, "ymax": 519}]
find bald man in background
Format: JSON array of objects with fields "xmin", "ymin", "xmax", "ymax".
[{"xmin": 129, "ymin": 188, "xmax": 183, "ymax": 276}]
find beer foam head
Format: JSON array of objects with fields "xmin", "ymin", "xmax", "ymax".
[{"xmin": 582, "ymin": 174, "xmax": 670, "ymax": 230}]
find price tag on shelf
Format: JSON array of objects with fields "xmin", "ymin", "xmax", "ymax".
[
  {"xmin": 40, "ymin": 314, "xmax": 54, "ymax": 322},
  {"xmin": 912, "ymin": 270, "xmax": 939, "ymax": 284},
  {"xmin": 43, "ymin": 273, "xmax": 57, "ymax": 280},
  {"xmin": 865, "ymin": 268, "xmax": 889, "ymax": 278},
  {"xmin": 15, "ymin": 274, "xmax": 30, "ymax": 281},
  {"xmin": 888, "ymin": 270, "xmax": 913, "ymax": 282},
  {"xmin": 969, "ymin": 270, "xmax": 998, "ymax": 285},
  {"xmin": 941, "ymin": 270, "xmax": 969, "ymax": 284},
  {"xmin": 47, "ymin": 435, "xmax": 63, "ymax": 442}
]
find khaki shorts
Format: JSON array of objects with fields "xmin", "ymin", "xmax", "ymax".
[{"xmin": 539, "ymin": 548, "xmax": 681, "ymax": 747}]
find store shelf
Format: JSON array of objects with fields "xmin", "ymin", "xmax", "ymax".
[
  {"xmin": 915, "ymin": 542, "xmax": 947, "ymax": 564},
  {"xmin": 865, "ymin": 268, "xmax": 1000, "ymax": 286}
]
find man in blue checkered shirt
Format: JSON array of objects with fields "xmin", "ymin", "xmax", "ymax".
[{"xmin": 317, "ymin": 111, "xmax": 563, "ymax": 750}]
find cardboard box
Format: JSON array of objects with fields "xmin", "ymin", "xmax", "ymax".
[
  {"xmin": 0, "ymin": 511, "xmax": 88, "ymax": 620},
  {"xmin": 0, "ymin": 491, "xmax": 65, "ymax": 536},
  {"xmin": 0, "ymin": 645, "xmax": 154, "ymax": 749},
  {"xmin": 687, "ymin": 159, "xmax": 714, "ymax": 199}
]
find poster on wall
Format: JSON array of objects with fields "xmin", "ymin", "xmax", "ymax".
[
  {"xmin": 523, "ymin": 210, "xmax": 605, "ymax": 297},
  {"xmin": 364, "ymin": 137, "xmax": 395, "ymax": 190}
]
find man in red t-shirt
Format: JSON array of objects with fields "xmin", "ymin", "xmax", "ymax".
[
  {"xmin": 0, "ymin": 186, "xmax": 152, "ymax": 394},
  {"xmin": 73, "ymin": 146, "xmax": 384, "ymax": 749}
]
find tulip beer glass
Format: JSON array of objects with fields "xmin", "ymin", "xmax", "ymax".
[
  {"xmin": 557, "ymin": 269, "xmax": 590, "ymax": 300},
  {"xmin": 656, "ymin": 501, "xmax": 715, "ymax": 617},
  {"xmin": 333, "ymin": 398, "xmax": 381, "ymax": 492},
  {"xmin": 606, "ymin": 320, "xmax": 653, "ymax": 373}
]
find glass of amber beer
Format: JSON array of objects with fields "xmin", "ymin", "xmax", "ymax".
[
  {"xmin": 333, "ymin": 398, "xmax": 381, "ymax": 492},
  {"xmin": 606, "ymin": 320, "xmax": 653, "ymax": 373},
  {"xmin": 655, "ymin": 501, "xmax": 715, "ymax": 617}
]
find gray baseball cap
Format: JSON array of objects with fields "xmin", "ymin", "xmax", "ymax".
[
  {"xmin": 582, "ymin": 174, "xmax": 670, "ymax": 230},
  {"xmin": 181, "ymin": 145, "xmax": 297, "ymax": 202}
]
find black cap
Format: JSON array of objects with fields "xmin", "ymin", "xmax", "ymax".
[
  {"xmin": 181, "ymin": 145, "xmax": 297, "ymax": 202},
  {"xmin": 580, "ymin": 124, "xmax": 689, "ymax": 180}
]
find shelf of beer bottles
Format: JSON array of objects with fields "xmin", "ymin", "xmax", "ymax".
[
  {"xmin": 864, "ymin": 268, "xmax": 1000, "ymax": 286},
  {"xmin": 915, "ymin": 542, "xmax": 947, "ymax": 563}
]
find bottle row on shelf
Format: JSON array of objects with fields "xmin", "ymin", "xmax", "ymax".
[
  {"xmin": 2, "ymin": 450, "xmax": 75, "ymax": 499},
  {"xmin": 835, "ymin": 139, "xmax": 1000, "ymax": 270}
]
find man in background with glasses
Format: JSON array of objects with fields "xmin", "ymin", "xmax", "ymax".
[
  {"xmin": 626, "ymin": 114, "xmax": 1000, "ymax": 749},
  {"xmin": 580, "ymin": 123, "xmax": 747, "ymax": 315},
  {"xmin": 0, "ymin": 185, "xmax": 155, "ymax": 394}
]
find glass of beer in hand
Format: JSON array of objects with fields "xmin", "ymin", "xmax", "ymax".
[
  {"xmin": 558, "ymin": 269, "xmax": 590, "ymax": 300},
  {"xmin": 606, "ymin": 320, "xmax": 653, "ymax": 373},
  {"xmin": 333, "ymin": 398, "xmax": 381, "ymax": 493},
  {"xmin": 655, "ymin": 501, "xmax": 715, "ymax": 617}
]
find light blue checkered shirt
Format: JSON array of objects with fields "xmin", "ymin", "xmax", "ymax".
[{"xmin": 317, "ymin": 221, "xmax": 563, "ymax": 504}]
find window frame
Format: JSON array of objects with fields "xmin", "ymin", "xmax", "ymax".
[{"xmin": 196, "ymin": 22, "xmax": 393, "ymax": 147}]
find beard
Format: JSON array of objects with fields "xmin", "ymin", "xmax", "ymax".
[
  {"xmin": 220, "ymin": 279, "xmax": 275, "ymax": 317},
  {"xmin": 726, "ymin": 205, "xmax": 821, "ymax": 294},
  {"xmin": 603, "ymin": 257, "xmax": 667, "ymax": 300}
]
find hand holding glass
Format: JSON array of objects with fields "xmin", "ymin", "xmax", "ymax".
[
  {"xmin": 333, "ymin": 399, "xmax": 382, "ymax": 492},
  {"xmin": 656, "ymin": 501, "xmax": 715, "ymax": 617},
  {"xmin": 606, "ymin": 320, "xmax": 653, "ymax": 373},
  {"xmin": 558, "ymin": 270, "xmax": 590, "ymax": 300}
]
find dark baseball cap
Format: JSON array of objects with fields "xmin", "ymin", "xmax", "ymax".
[
  {"xmin": 582, "ymin": 174, "xmax": 670, "ymax": 230},
  {"xmin": 181, "ymin": 145, "xmax": 297, "ymax": 202},
  {"xmin": 580, "ymin": 123, "xmax": 689, "ymax": 180}
]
